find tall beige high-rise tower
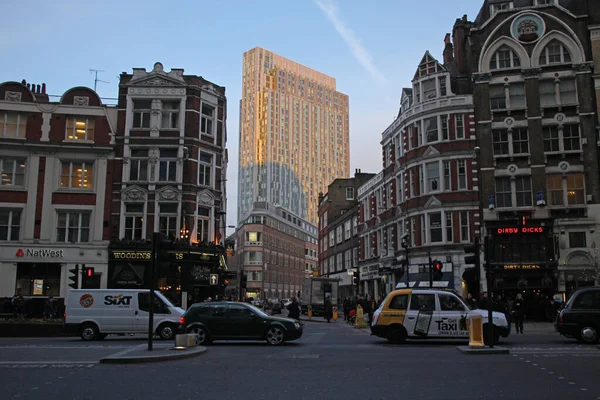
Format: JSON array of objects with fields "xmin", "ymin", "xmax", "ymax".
[{"xmin": 238, "ymin": 47, "xmax": 350, "ymax": 225}]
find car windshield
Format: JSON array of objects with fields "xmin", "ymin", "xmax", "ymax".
[
  {"xmin": 246, "ymin": 303, "xmax": 269, "ymax": 317},
  {"xmin": 156, "ymin": 292, "xmax": 175, "ymax": 308}
]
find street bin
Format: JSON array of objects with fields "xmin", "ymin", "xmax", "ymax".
[{"xmin": 469, "ymin": 314, "xmax": 484, "ymax": 348}]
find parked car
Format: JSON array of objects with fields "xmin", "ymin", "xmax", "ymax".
[
  {"xmin": 555, "ymin": 287, "xmax": 600, "ymax": 344},
  {"xmin": 179, "ymin": 301, "xmax": 303, "ymax": 346},
  {"xmin": 268, "ymin": 298, "xmax": 283, "ymax": 314}
]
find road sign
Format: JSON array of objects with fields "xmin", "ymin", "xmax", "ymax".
[{"xmin": 210, "ymin": 274, "xmax": 218, "ymax": 285}]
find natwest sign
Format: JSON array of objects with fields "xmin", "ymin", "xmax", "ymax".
[
  {"xmin": 15, "ymin": 248, "xmax": 65, "ymax": 258},
  {"xmin": 496, "ymin": 227, "xmax": 544, "ymax": 235}
]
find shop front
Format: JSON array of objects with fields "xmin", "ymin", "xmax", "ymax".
[
  {"xmin": 486, "ymin": 219, "xmax": 558, "ymax": 320},
  {"xmin": 108, "ymin": 242, "xmax": 230, "ymax": 308},
  {"xmin": 0, "ymin": 244, "xmax": 108, "ymax": 316},
  {"xmin": 359, "ymin": 263, "xmax": 381, "ymax": 298},
  {"xmin": 330, "ymin": 270, "xmax": 353, "ymax": 300}
]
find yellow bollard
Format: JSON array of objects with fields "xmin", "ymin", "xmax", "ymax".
[
  {"xmin": 333, "ymin": 306, "xmax": 338, "ymax": 321},
  {"xmin": 468, "ymin": 314, "xmax": 485, "ymax": 348},
  {"xmin": 308, "ymin": 305, "xmax": 312, "ymax": 319},
  {"xmin": 354, "ymin": 305, "xmax": 367, "ymax": 328}
]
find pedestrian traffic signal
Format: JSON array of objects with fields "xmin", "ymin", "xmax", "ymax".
[
  {"xmin": 83, "ymin": 266, "xmax": 95, "ymax": 277},
  {"xmin": 432, "ymin": 260, "xmax": 443, "ymax": 281},
  {"xmin": 68, "ymin": 265, "xmax": 79, "ymax": 289}
]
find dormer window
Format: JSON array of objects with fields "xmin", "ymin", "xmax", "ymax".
[
  {"xmin": 490, "ymin": 2, "xmax": 511, "ymax": 15},
  {"xmin": 539, "ymin": 40, "xmax": 571, "ymax": 65},
  {"xmin": 489, "ymin": 46, "xmax": 521, "ymax": 70}
]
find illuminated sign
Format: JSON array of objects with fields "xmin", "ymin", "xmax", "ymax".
[
  {"xmin": 503, "ymin": 264, "xmax": 541, "ymax": 270},
  {"xmin": 496, "ymin": 227, "xmax": 544, "ymax": 234},
  {"xmin": 112, "ymin": 251, "xmax": 151, "ymax": 260}
]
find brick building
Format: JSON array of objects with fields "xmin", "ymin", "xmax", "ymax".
[
  {"xmin": 317, "ymin": 170, "xmax": 375, "ymax": 299},
  {"xmin": 0, "ymin": 80, "xmax": 116, "ymax": 300},
  {"xmin": 108, "ymin": 62, "xmax": 229, "ymax": 304},
  {"xmin": 232, "ymin": 202, "xmax": 317, "ymax": 300},
  {"xmin": 451, "ymin": 0, "xmax": 600, "ymax": 316},
  {"xmin": 356, "ymin": 46, "xmax": 478, "ymax": 298}
]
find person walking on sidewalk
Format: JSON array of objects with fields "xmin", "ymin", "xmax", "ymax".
[
  {"xmin": 324, "ymin": 297, "xmax": 333, "ymax": 323},
  {"xmin": 287, "ymin": 297, "xmax": 300, "ymax": 320},
  {"xmin": 512, "ymin": 293, "xmax": 526, "ymax": 334}
]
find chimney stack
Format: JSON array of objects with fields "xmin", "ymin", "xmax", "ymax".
[
  {"xmin": 42, "ymin": 83, "xmax": 46, "ymax": 94},
  {"xmin": 443, "ymin": 33, "xmax": 454, "ymax": 64}
]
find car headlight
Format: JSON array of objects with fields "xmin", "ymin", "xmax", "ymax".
[{"xmin": 294, "ymin": 322, "xmax": 301, "ymax": 330}]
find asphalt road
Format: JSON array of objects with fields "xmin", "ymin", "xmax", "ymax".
[{"xmin": 1, "ymin": 320, "xmax": 599, "ymax": 400}]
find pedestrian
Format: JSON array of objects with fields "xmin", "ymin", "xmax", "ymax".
[
  {"xmin": 364, "ymin": 294, "xmax": 375, "ymax": 325},
  {"xmin": 343, "ymin": 297, "xmax": 350, "ymax": 321},
  {"xmin": 287, "ymin": 297, "xmax": 300, "ymax": 320},
  {"xmin": 512, "ymin": 293, "xmax": 526, "ymax": 334},
  {"xmin": 467, "ymin": 293, "xmax": 477, "ymax": 309},
  {"xmin": 324, "ymin": 297, "xmax": 333, "ymax": 323},
  {"xmin": 376, "ymin": 295, "xmax": 383, "ymax": 309}
]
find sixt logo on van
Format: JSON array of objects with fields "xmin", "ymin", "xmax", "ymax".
[{"xmin": 104, "ymin": 294, "xmax": 133, "ymax": 306}]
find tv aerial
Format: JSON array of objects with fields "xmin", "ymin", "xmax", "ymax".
[{"xmin": 89, "ymin": 69, "xmax": 109, "ymax": 92}]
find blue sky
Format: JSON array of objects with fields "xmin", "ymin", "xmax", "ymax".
[{"xmin": 0, "ymin": 0, "xmax": 482, "ymax": 230}]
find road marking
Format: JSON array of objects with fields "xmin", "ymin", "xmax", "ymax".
[
  {"xmin": 0, "ymin": 345, "xmax": 129, "ymax": 349},
  {"xmin": 0, "ymin": 361, "xmax": 97, "ymax": 369}
]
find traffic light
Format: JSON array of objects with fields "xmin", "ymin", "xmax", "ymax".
[
  {"xmin": 432, "ymin": 260, "xmax": 443, "ymax": 281},
  {"xmin": 68, "ymin": 265, "xmax": 79, "ymax": 289},
  {"xmin": 352, "ymin": 271, "xmax": 359, "ymax": 287},
  {"xmin": 83, "ymin": 266, "xmax": 95, "ymax": 278},
  {"xmin": 464, "ymin": 237, "xmax": 480, "ymax": 267}
]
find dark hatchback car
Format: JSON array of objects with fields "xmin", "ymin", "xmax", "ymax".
[
  {"xmin": 179, "ymin": 301, "xmax": 303, "ymax": 346},
  {"xmin": 555, "ymin": 287, "xmax": 600, "ymax": 344}
]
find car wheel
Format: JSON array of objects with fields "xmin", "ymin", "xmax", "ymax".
[
  {"xmin": 158, "ymin": 323, "xmax": 176, "ymax": 340},
  {"xmin": 266, "ymin": 326, "xmax": 285, "ymax": 346},
  {"xmin": 188, "ymin": 326, "xmax": 210, "ymax": 345},
  {"xmin": 80, "ymin": 323, "xmax": 99, "ymax": 341},
  {"xmin": 578, "ymin": 325, "xmax": 598, "ymax": 344},
  {"xmin": 387, "ymin": 326, "xmax": 406, "ymax": 344}
]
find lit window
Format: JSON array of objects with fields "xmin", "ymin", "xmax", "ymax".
[
  {"xmin": 547, "ymin": 174, "xmax": 585, "ymax": 206},
  {"xmin": 66, "ymin": 116, "xmax": 94, "ymax": 140},
  {"xmin": 56, "ymin": 211, "xmax": 90, "ymax": 243},
  {"xmin": 0, "ymin": 112, "xmax": 27, "ymax": 138},
  {"xmin": 0, "ymin": 158, "xmax": 25, "ymax": 187},
  {"xmin": 60, "ymin": 162, "xmax": 93, "ymax": 189}
]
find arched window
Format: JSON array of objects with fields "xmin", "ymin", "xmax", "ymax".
[
  {"xmin": 489, "ymin": 46, "xmax": 521, "ymax": 70},
  {"xmin": 539, "ymin": 40, "xmax": 572, "ymax": 65}
]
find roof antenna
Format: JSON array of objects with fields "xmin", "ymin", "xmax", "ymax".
[{"xmin": 89, "ymin": 69, "xmax": 109, "ymax": 92}]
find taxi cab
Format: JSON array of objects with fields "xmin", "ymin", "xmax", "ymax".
[{"xmin": 370, "ymin": 288, "xmax": 510, "ymax": 345}]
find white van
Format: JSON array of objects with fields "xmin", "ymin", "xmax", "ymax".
[{"xmin": 65, "ymin": 289, "xmax": 184, "ymax": 341}]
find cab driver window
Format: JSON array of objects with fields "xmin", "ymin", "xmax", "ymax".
[{"xmin": 439, "ymin": 294, "xmax": 466, "ymax": 311}]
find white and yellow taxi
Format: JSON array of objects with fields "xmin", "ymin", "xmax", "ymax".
[{"xmin": 370, "ymin": 288, "xmax": 510, "ymax": 344}]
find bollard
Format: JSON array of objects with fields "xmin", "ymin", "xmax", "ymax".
[
  {"xmin": 468, "ymin": 314, "xmax": 485, "ymax": 348},
  {"xmin": 333, "ymin": 306, "xmax": 338, "ymax": 321},
  {"xmin": 308, "ymin": 305, "xmax": 313, "ymax": 320},
  {"xmin": 354, "ymin": 305, "xmax": 367, "ymax": 328}
]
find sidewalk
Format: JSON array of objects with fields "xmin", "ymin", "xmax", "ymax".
[{"xmin": 100, "ymin": 343, "xmax": 207, "ymax": 364}]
